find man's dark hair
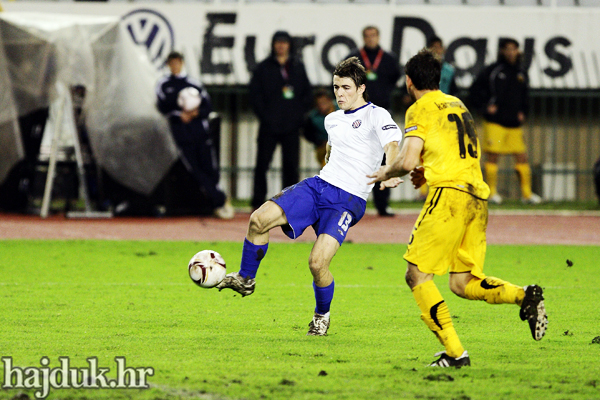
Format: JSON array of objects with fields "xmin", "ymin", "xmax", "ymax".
[
  {"xmin": 426, "ymin": 35, "xmax": 442, "ymax": 49},
  {"xmin": 167, "ymin": 51, "xmax": 184, "ymax": 61},
  {"xmin": 362, "ymin": 25, "xmax": 379, "ymax": 37},
  {"xmin": 404, "ymin": 49, "xmax": 441, "ymax": 91},
  {"xmin": 497, "ymin": 38, "xmax": 521, "ymax": 64},
  {"xmin": 499, "ymin": 38, "xmax": 519, "ymax": 50},
  {"xmin": 333, "ymin": 57, "xmax": 369, "ymax": 101}
]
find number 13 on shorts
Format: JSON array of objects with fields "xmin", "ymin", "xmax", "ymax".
[{"xmin": 338, "ymin": 211, "xmax": 352, "ymax": 233}]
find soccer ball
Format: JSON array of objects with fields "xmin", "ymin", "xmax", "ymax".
[
  {"xmin": 188, "ymin": 250, "xmax": 226, "ymax": 288},
  {"xmin": 177, "ymin": 87, "xmax": 201, "ymax": 112}
]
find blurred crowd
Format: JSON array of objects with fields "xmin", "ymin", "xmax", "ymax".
[{"xmin": 1, "ymin": 25, "xmax": 599, "ymax": 218}]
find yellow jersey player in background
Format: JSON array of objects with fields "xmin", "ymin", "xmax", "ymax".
[{"xmin": 367, "ymin": 49, "xmax": 548, "ymax": 368}]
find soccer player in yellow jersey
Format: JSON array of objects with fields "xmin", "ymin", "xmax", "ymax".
[{"xmin": 368, "ymin": 49, "xmax": 548, "ymax": 368}]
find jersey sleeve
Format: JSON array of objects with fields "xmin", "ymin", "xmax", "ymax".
[
  {"xmin": 324, "ymin": 113, "xmax": 333, "ymax": 146},
  {"xmin": 404, "ymin": 103, "xmax": 427, "ymax": 141},
  {"xmin": 372, "ymin": 107, "xmax": 402, "ymax": 148}
]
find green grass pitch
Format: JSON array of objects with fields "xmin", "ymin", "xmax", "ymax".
[{"xmin": 1, "ymin": 240, "xmax": 599, "ymax": 400}]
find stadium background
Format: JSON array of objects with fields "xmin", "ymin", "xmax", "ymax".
[
  {"xmin": 1, "ymin": 0, "xmax": 599, "ymax": 209},
  {"xmin": 1, "ymin": 3, "xmax": 600, "ymax": 400}
]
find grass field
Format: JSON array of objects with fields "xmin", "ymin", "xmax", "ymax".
[{"xmin": 1, "ymin": 240, "xmax": 599, "ymax": 400}]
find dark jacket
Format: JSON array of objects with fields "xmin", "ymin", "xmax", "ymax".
[
  {"xmin": 249, "ymin": 35, "xmax": 312, "ymax": 135},
  {"xmin": 469, "ymin": 55, "xmax": 529, "ymax": 128},
  {"xmin": 156, "ymin": 74, "xmax": 212, "ymax": 143},
  {"xmin": 347, "ymin": 46, "xmax": 401, "ymax": 111}
]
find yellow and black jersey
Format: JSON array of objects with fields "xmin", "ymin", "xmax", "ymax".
[{"xmin": 404, "ymin": 90, "xmax": 490, "ymax": 200}]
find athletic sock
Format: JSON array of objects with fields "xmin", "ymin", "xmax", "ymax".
[
  {"xmin": 515, "ymin": 163, "xmax": 532, "ymax": 199},
  {"xmin": 464, "ymin": 276, "xmax": 525, "ymax": 305},
  {"xmin": 313, "ymin": 280, "xmax": 335, "ymax": 315},
  {"xmin": 238, "ymin": 238, "xmax": 268, "ymax": 279},
  {"xmin": 484, "ymin": 162, "xmax": 499, "ymax": 196},
  {"xmin": 412, "ymin": 280, "xmax": 464, "ymax": 358}
]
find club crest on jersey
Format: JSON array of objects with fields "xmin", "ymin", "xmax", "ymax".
[{"xmin": 352, "ymin": 120, "xmax": 362, "ymax": 129}]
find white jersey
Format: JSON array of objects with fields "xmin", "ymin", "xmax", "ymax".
[{"xmin": 319, "ymin": 102, "xmax": 402, "ymax": 200}]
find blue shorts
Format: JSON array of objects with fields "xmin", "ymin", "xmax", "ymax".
[{"xmin": 270, "ymin": 176, "xmax": 366, "ymax": 245}]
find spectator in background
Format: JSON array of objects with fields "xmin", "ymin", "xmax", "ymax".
[
  {"xmin": 156, "ymin": 51, "xmax": 234, "ymax": 219},
  {"xmin": 428, "ymin": 36, "xmax": 458, "ymax": 97},
  {"xmin": 249, "ymin": 30, "xmax": 312, "ymax": 210},
  {"xmin": 347, "ymin": 26, "xmax": 401, "ymax": 217},
  {"xmin": 303, "ymin": 89, "xmax": 337, "ymax": 168},
  {"xmin": 469, "ymin": 38, "xmax": 541, "ymax": 205}
]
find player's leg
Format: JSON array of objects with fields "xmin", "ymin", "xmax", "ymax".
[
  {"xmin": 484, "ymin": 152, "xmax": 501, "ymax": 204},
  {"xmin": 452, "ymin": 272, "xmax": 547, "ymax": 341},
  {"xmin": 373, "ymin": 157, "xmax": 393, "ymax": 216},
  {"xmin": 482, "ymin": 122, "xmax": 504, "ymax": 204},
  {"xmin": 280, "ymin": 133, "xmax": 300, "ymax": 189},
  {"xmin": 217, "ymin": 201, "xmax": 288, "ymax": 296},
  {"xmin": 177, "ymin": 138, "xmax": 227, "ymax": 209},
  {"xmin": 305, "ymin": 181, "xmax": 367, "ymax": 336},
  {"xmin": 450, "ymin": 272, "xmax": 525, "ymax": 305},
  {"xmin": 514, "ymin": 153, "xmax": 541, "ymax": 204},
  {"xmin": 403, "ymin": 188, "xmax": 470, "ymax": 367},
  {"xmin": 448, "ymin": 194, "xmax": 547, "ymax": 340},
  {"xmin": 407, "ymin": 263, "xmax": 470, "ymax": 367},
  {"xmin": 306, "ymin": 234, "xmax": 340, "ymax": 336},
  {"xmin": 251, "ymin": 130, "xmax": 279, "ymax": 210},
  {"xmin": 504, "ymin": 126, "xmax": 540, "ymax": 203},
  {"xmin": 190, "ymin": 134, "xmax": 234, "ymax": 219},
  {"xmin": 448, "ymin": 193, "xmax": 523, "ymax": 304}
]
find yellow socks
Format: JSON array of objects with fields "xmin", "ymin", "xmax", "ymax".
[
  {"xmin": 515, "ymin": 163, "xmax": 532, "ymax": 199},
  {"xmin": 484, "ymin": 162, "xmax": 499, "ymax": 196},
  {"xmin": 464, "ymin": 276, "xmax": 525, "ymax": 305},
  {"xmin": 412, "ymin": 280, "xmax": 464, "ymax": 358}
]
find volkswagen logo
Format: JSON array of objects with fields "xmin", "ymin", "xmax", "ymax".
[{"xmin": 122, "ymin": 9, "xmax": 175, "ymax": 69}]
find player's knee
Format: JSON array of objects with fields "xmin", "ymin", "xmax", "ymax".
[
  {"xmin": 248, "ymin": 210, "xmax": 269, "ymax": 235},
  {"xmin": 405, "ymin": 269, "xmax": 417, "ymax": 288},
  {"xmin": 449, "ymin": 278, "xmax": 467, "ymax": 298},
  {"xmin": 308, "ymin": 254, "xmax": 324, "ymax": 274}
]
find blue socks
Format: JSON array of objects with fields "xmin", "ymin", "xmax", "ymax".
[
  {"xmin": 313, "ymin": 280, "xmax": 335, "ymax": 315},
  {"xmin": 239, "ymin": 238, "xmax": 268, "ymax": 279}
]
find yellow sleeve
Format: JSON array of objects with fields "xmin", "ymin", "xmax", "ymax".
[{"xmin": 404, "ymin": 103, "xmax": 427, "ymax": 141}]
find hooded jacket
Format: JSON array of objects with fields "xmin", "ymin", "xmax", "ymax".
[
  {"xmin": 249, "ymin": 31, "xmax": 312, "ymax": 135},
  {"xmin": 469, "ymin": 53, "xmax": 529, "ymax": 128}
]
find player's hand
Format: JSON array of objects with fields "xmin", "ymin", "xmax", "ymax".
[
  {"xmin": 487, "ymin": 104, "xmax": 498, "ymax": 115},
  {"xmin": 410, "ymin": 166, "xmax": 426, "ymax": 189},
  {"xmin": 379, "ymin": 177, "xmax": 403, "ymax": 189},
  {"xmin": 180, "ymin": 109, "xmax": 198, "ymax": 124},
  {"xmin": 367, "ymin": 165, "xmax": 390, "ymax": 185},
  {"xmin": 180, "ymin": 111, "xmax": 193, "ymax": 124}
]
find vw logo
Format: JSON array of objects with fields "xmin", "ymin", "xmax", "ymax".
[{"xmin": 122, "ymin": 9, "xmax": 175, "ymax": 69}]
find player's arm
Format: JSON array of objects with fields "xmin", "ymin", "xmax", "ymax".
[
  {"xmin": 384, "ymin": 140, "xmax": 400, "ymax": 164},
  {"xmin": 367, "ymin": 136, "xmax": 424, "ymax": 184},
  {"xmin": 324, "ymin": 143, "xmax": 331, "ymax": 164},
  {"xmin": 378, "ymin": 141, "xmax": 403, "ymax": 189}
]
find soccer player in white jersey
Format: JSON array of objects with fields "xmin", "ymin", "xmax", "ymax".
[{"xmin": 217, "ymin": 57, "xmax": 402, "ymax": 336}]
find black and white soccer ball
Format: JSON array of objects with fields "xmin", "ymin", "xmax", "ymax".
[
  {"xmin": 188, "ymin": 250, "xmax": 226, "ymax": 288},
  {"xmin": 177, "ymin": 87, "xmax": 201, "ymax": 112}
]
